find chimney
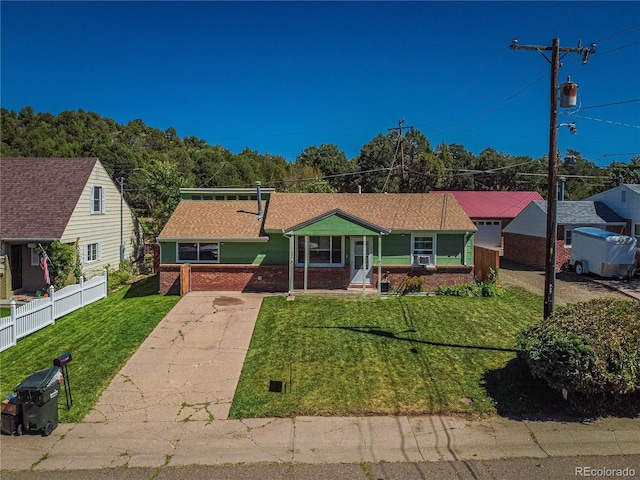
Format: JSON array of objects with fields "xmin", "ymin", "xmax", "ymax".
[{"xmin": 256, "ymin": 181, "xmax": 263, "ymax": 219}]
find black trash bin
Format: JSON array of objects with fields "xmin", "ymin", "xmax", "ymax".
[{"xmin": 15, "ymin": 366, "xmax": 61, "ymax": 436}]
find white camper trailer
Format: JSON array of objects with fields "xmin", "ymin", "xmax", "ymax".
[{"xmin": 570, "ymin": 227, "xmax": 637, "ymax": 278}]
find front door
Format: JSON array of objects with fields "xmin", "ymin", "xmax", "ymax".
[
  {"xmin": 350, "ymin": 237, "xmax": 373, "ymax": 285},
  {"xmin": 10, "ymin": 244, "xmax": 22, "ymax": 291}
]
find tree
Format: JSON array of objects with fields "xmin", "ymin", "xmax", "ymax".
[
  {"xmin": 355, "ymin": 128, "xmax": 435, "ymax": 193},
  {"xmin": 131, "ymin": 158, "xmax": 185, "ymax": 236},
  {"xmin": 606, "ymin": 156, "xmax": 640, "ymax": 188},
  {"xmin": 296, "ymin": 144, "xmax": 352, "ymax": 191},
  {"xmin": 282, "ymin": 163, "xmax": 336, "ymax": 192},
  {"xmin": 443, "ymin": 144, "xmax": 477, "ymax": 190}
]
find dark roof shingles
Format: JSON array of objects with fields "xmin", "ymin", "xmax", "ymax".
[{"xmin": 0, "ymin": 158, "xmax": 97, "ymax": 239}]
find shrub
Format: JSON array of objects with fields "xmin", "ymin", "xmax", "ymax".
[
  {"xmin": 403, "ymin": 276, "xmax": 424, "ymax": 293},
  {"xmin": 435, "ymin": 270, "xmax": 503, "ymax": 297},
  {"xmin": 516, "ymin": 299, "xmax": 640, "ymax": 398},
  {"xmin": 107, "ymin": 260, "xmax": 136, "ymax": 291}
]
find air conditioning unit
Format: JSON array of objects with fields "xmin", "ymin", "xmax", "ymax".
[{"xmin": 414, "ymin": 255, "xmax": 434, "ymax": 267}]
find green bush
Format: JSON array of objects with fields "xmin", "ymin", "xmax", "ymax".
[
  {"xmin": 516, "ymin": 299, "xmax": 640, "ymax": 398},
  {"xmin": 107, "ymin": 260, "xmax": 136, "ymax": 291},
  {"xmin": 403, "ymin": 276, "xmax": 424, "ymax": 293}
]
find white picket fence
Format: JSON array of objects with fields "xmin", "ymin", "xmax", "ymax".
[{"xmin": 0, "ymin": 270, "xmax": 108, "ymax": 353}]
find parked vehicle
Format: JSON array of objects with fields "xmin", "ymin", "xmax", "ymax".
[{"xmin": 569, "ymin": 227, "xmax": 637, "ymax": 278}]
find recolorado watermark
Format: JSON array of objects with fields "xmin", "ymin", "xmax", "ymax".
[{"xmin": 575, "ymin": 466, "xmax": 636, "ymax": 477}]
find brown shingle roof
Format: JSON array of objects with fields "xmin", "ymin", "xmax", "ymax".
[
  {"xmin": 158, "ymin": 201, "xmax": 266, "ymax": 239},
  {"xmin": 0, "ymin": 158, "xmax": 98, "ymax": 240},
  {"xmin": 264, "ymin": 193, "xmax": 475, "ymax": 232}
]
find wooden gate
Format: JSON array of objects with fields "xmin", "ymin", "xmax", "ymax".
[{"xmin": 180, "ymin": 264, "xmax": 190, "ymax": 296}]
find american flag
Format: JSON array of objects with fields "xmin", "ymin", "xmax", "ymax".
[{"xmin": 40, "ymin": 251, "xmax": 51, "ymax": 285}]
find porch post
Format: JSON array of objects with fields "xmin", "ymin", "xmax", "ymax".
[
  {"xmin": 304, "ymin": 236, "xmax": 309, "ymax": 292},
  {"xmin": 362, "ymin": 235, "xmax": 366, "ymax": 293},
  {"xmin": 288, "ymin": 235, "xmax": 294, "ymax": 295},
  {"xmin": 378, "ymin": 234, "xmax": 382, "ymax": 293}
]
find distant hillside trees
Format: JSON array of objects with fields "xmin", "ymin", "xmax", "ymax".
[{"xmin": 2, "ymin": 106, "xmax": 622, "ymax": 236}]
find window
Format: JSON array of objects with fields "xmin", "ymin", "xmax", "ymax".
[
  {"xmin": 412, "ymin": 235, "xmax": 435, "ymax": 266},
  {"xmin": 31, "ymin": 247, "xmax": 40, "ymax": 266},
  {"xmin": 177, "ymin": 242, "xmax": 219, "ymax": 263},
  {"xmin": 565, "ymin": 229, "xmax": 572, "ymax": 247},
  {"xmin": 296, "ymin": 236, "xmax": 343, "ymax": 266},
  {"xmin": 90, "ymin": 186, "xmax": 105, "ymax": 214},
  {"xmin": 84, "ymin": 243, "xmax": 101, "ymax": 263},
  {"xmin": 635, "ymin": 224, "xmax": 640, "ymax": 244}
]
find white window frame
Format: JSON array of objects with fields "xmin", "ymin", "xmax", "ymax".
[
  {"xmin": 84, "ymin": 243, "xmax": 101, "ymax": 263},
  {"xmin": 295, "ymin": 235, "xmax": 344, "ymax": 267},
  {"xmin": 90, "ymin": 186, "xmax": 106, "ymax": 214},
  {"xmin": 634, "ymin": 223, "xmax": 640, "ymax": 246},
  {"xmin": 565, "ymin": 229, "xmax": 572, "ymax": 247},
  {"xmin": 176, "ymin": 242, "xmax": 220, "ymax": 263},
  {"xmin": 30, "ymin": 247, "xmax": 40, "ymax": 266},
  {"xmin": 412, "ymin": 234, "xmax": 436, "ymax": 266}
]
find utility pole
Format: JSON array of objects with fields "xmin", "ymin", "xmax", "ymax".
[
  {"xmin": 510, "ymin": 38, "xmax": 595, "ymax": 319},
  {"xmin": 388, "ymin": 119, "xmax": 413, "ymax": 191}
]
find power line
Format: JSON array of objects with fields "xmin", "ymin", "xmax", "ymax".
[
  {"xmin": 579, "ymin": 99, "xmax": 640, "ymax": 110},
  {"xmin": 595, "ymin": 24, "xmax": 640, "ymax": 43}
]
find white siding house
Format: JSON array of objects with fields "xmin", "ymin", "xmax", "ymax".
[
  {"xmin": 61, "ymin": 160, "xmax": 139, "ymax": 278},
  {"xmin": 0, "ymin": 158, "xmax": 140, "ymax": 298},
  {"xmin": 587, "ymin": 184, "xmax": 640, "ymax": 246}
]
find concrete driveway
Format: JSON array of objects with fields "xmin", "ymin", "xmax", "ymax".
[{"xmin": 84, "ymin": 291, "xmax": 263, "ymax": 423}]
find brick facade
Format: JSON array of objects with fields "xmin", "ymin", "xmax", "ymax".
[
  {"xmin": 505, "ymin": 221, "xmax": 631, "ymax": 272},
  {"xmin": 159, "ymin": 263, "xmax": 475, "ymax": 295}
]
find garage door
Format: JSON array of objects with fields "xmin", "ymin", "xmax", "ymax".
[{"xmin": 474, "ymin": 221, "xmax": 502, "ymax": 247}]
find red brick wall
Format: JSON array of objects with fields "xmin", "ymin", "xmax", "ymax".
[
  {"xmin": 160, "ymin": 263, "xmax": 474, "ymax": 295},
  {"xmin": 504, "ymin": 233, "xmax": 546, "ymax": 269},
  {"xmin": 504, "ymin": 232, "xmax": 570, "ymax": 270},
  {"xmin": 377, "ymin": 265, "xmax": 474, "ymax": 292}
]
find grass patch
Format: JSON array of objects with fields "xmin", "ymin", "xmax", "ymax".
[
  {"xmin": 0, "ymin": 275, "xmax": 180, "ymax": 422},
  {"xmin": 0, "ymin": 307, "xmax": 10, "ymax": 318},
  {"xmin": 229, "ymin": 287, "xmax": 548, "ymax": 418}
]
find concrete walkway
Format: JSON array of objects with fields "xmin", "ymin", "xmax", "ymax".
[{"xmin": 1, "ymin": 291, "xmax": 639, "ymax": 472}]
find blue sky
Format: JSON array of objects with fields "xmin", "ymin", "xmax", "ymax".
[{"xmin": 2, "ymin": 1, "xmax": 639, "ymax": 166}]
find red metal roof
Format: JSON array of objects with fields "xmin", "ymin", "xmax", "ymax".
[{"xmin": 431, "ymin": 191, "xmax": 543, "ymax": 219}]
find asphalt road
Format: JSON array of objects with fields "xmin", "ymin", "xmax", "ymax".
[{"xmin": 3, "ymin": 456, "xmax": 639, "ymax": 480}]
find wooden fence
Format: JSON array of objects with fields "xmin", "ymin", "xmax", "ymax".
[{"xmin": 0, "ymin": 270, "xmax": 108, "ymax": 353}]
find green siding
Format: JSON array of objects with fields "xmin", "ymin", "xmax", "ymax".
[
  {"xmin": 161, "ymin": 242, "xmax": 177, "ymax": 263},
  {"xmin": 221, "ymin": 236, "xmax": 288, "ymax": 264},
  {"xmin": 436, "ymin": 234, "xmax": 463, "ymax": 265},
  {"xmin": 161, "ymin": 231, "xmax": 473, "ymax": 267},
  {"xmin": 380, "ymin": 234, "xmax": 411, "ymax": 266},
  {"xmin": 161, "ymin": 235, "xmax": 289, "ymax": 265},
  {"xmin": 293, "ymin": 215, "xmax": 380, "ymax": 236}
]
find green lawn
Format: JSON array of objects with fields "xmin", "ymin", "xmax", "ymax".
[
  {"xmin": 0, "ymin": 307, "xmax": 9, "ymax": 318},
  {"xmin": 0, "ymin": 275, "xmax": 180, "ymax": 422},
  {"xmin": 230, "ymin": 288, "xmax": 564, "ymax": 419}
]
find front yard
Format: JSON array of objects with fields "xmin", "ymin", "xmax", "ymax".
[
  {"xmin": 230, "ymin": 288, "xmax": 563, "ymax": 419},
  {"xmin": 0, "ymin": 276, "xmax": 180, "ymax": 422}
]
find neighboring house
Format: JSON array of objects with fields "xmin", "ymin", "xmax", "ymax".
[
  {"xmin": 586, "ymin": 184, "xmax": 640, "ymax": 247},
  {"xmin": 158, "ymin": 189, "xmax": 477, "ymax": 294},
  {"xmin": 502, "ymin": 200, "xmax": 627, "ymax": 270},
  {"xmin": 431, "ymin": 191, "xmax": 543, "ymax": 248},
  {"xmin": 0, "ymin": 158, "xmax": 140, "ymax": 299}
]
